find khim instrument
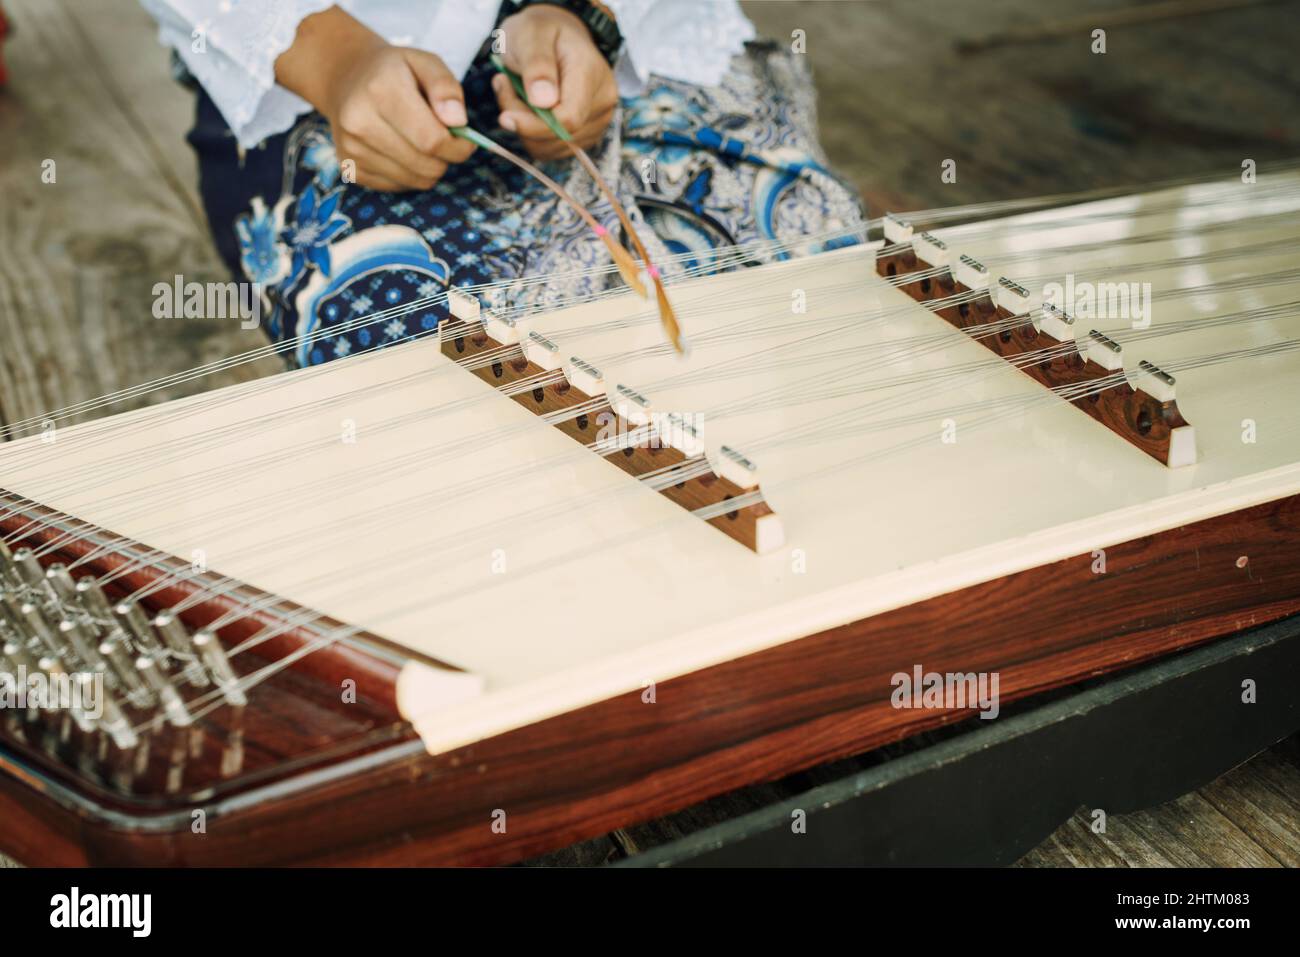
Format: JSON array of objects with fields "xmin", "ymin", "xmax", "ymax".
[{"xmin": 1, "ymin": 167, "xmax": 1298, "ymax": 865}]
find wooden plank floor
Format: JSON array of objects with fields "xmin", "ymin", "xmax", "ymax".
[
  {"xmin": 0, "ymin": 0, "xmax": 1297, "ymax": 867},
  {"xmin": 745, "ymin": 0, "xmax": 1300, "ymax": 214},
  {"xmin": 0, "ymin": 0, "xmax": 280, "ymax": 433}
]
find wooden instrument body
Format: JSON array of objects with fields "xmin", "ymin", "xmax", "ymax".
[{"xmin": 2, "ymin": 175, "xmax": 1299, "ymax": 864}]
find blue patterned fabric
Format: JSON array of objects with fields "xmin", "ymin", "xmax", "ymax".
[{"xmin": 188, "ymin": 41, "xmax": 864, "ymax": 368}]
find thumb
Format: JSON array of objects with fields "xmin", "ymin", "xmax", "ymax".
[
  {"xmin": 402, "ymin": 49, "xmax": 467, "ymax": 127},
  {"xmin": 504, "ymin": 22, "xmax": 560, "ymax": 109}
]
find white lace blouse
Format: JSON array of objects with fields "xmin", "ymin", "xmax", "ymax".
[{"xmin": 140, "ymin": 0, "xmax": 756, "ymax": 147}]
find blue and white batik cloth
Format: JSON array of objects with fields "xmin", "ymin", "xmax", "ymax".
[{"xmin": 188, "ymin": 42, "xmax": 865, "ymax": 369}]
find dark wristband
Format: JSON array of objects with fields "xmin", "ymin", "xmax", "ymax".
[{"xmin": 502, "ymin": 0, "xmax": 624, "ymax": 65}]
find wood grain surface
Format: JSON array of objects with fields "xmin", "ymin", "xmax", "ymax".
[{"xmin": 0, "ymin": 0, "xmax": 281, "ymax": 432}]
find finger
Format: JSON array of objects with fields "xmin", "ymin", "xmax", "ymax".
[
  {"xmin": 335, "ymin": 119, "xmax": 434, "ymax": 186},
  {"xmin": 341, "ymin": 135, "xmax": 445, "ymax": 191},
  {"xmin": 378, "ymin": 70, "xmax": 474, "ymax": 165},
  {"xmin": 494, "ymin": 73, "xmax": 559, "ymax": 141},
  {"xmin": 560, "ymin": 97, "xmax": 615, "ymax": 148},
  {"xmin": 376, "ymin": 97, "xmax": 475, "ymax": 167},
  {"xmin": 503, "ymin": 20, "xmax": 561, "ymax": 108},
  {"xmin": 402, "ymin": 49, "xmax": 468, "ymax": 129},
  {"xmin": 551, "ymin": 56, "xmax": 601, "ymax": 135},
  {"xmin": 369, "ymin": 110, "xmax": 459, "ymax": 179},
  {"xmin": 366, "ymin": 128, "xmax": 449, "ymax": 188},
  {"xmin": 524, "ymin": 105, "xmax": 613, "ymax": 157}
]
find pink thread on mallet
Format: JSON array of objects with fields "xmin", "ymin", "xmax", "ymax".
[
  {"xmin": 646, "ymin": 265, "xmax": 661, "ymax": 279},
  {"xmin": 593, "ymin": 223, "xmax": 607, "ymax": 237}
]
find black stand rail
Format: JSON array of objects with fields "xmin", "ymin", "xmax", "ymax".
[{"xmin": 620, "ymin": 615, "xmax": 1300, "ymax": 866}]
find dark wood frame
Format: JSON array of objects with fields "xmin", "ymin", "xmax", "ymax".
[
  {"xmin": 619, "ymin": 611, "xmax": 1300, "ymax": 866},
  {"xmin": 2, "ymin": 482, "xmax": 1298, "ymax": 865}
]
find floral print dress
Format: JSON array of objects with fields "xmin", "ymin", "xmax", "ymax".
[{"xmin": 188, "ymin": 41, "xmax": 865, "ymax": 369}]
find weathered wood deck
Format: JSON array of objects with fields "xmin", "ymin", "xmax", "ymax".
[{"xmin": 0, "ymin": 0, "xmax": 1297, "ymax": 867}]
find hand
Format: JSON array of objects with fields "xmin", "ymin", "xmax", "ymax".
[
  {"xmin": 276, "ymin": 8, "xmax": 475, "ymax": 192},
  {"xmin": 494, "ymin": 5, "xmax": 619, "ymax": 160}
]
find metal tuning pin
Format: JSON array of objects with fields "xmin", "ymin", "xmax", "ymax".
[
  {"xmin": 99, "ymin": 631, "xmax": 154, "ymax": 707},
  {"xmin": 43, "ymin": 563, "xmax": 79, "ymax": 605},
  {"xmin": 37, "ymin": 654, "xmax": 95, "ymax": 733},
  {"xmin": 220, "ymin": 713, "xmax": 246, "ymax": 778},
  {"xmin": 0, "ymin": 591, "xmax": 23, "ymax": 637},
  {"xmin": 75, "ymin": 576, "xmax": 117, "ymax": 625},
  {"xmin": 114, "ymin": 600, "xmax": 163, "ymax": 658},
  {"xmin": 152, "ymin": 609, "xmax": 194, "ymax": 655},
  {"xmin": 192, "ymin": 629, "xmax": 246, "ymax": 706},
  {"xmin": 2, "ymin": 638, "xmax": 39, "ymax": 677},
  {"xmin": 0, "ymin": 642, "xmax": 16, "ymax": 705},
  {"xmin": 153, "ymin": 610, "xmax": 208, "ymax": 687},
  {"xmin": 58, "ymin": 618, "xmax": 109, "ymax": 675},
  {"xmin": 10, "ymin": 547, "xmax": 48, "ymax": 592},
  {"xmin": 3, "ymin": 640, "xmax": 41, "ymax": 733},
  {"xmin": 134, "ymin": 656, "xmax": 192, "ymax": 728},
  {"xmin": 18, "ymin": 601, "xmax": 61, "ymax": 656},
  {"xmin": 0, "ymin": 539, "xmax": 23, "ymax": 590},
  {"xmin": 83, "ymin": 675, "xmax": 139, "ymax": 751}
]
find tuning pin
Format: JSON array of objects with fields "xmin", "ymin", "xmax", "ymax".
[
  {"xmin": 75, "ymin": 576, "xmax": 116, "ymax": 624},
  {"xmin": 0, "ymin": 642, "xmax": 14, "ymax": 696},
  {"xmin": 134, "ymin": 655, "xmax": 192, "ymax": 728},
  {"xmin": 192, "ymin": 629, "xmax": 246, "ymax": 706},
  {"xmin": 99, "ymin": 631, "xmax": 154, "ymax": 707},
  {"xmin": 82, "ymin": 675, "xmax": 138, "ymax": 751},
  {"xmin": 37, "ymin": 655, "xmax": 96, "ymax": 732},
  {"xmin": 221, "ymin": 714, "xmax": 246, "ymax": 779},
  {"xmin": 10, "ymin": 547, "xmax": 47, "ymax": 591},
  {"xmin": 43, "ymin": 563, "xmax": 79, "ymax": 605},
  {"xmin": 2, "ymin": 638, "xmax": 39, "ymax": 678},
  {"xmin": 0, "ymin": 538, "xmax": 22, "ymax": 589},
  {"xmin": 18, "ymin": 600, "xmax": 61, "ymax": 656},
  {"xmin": 3, "ymin": 639, "xmax": 42, "ymax": 730},
  {"xmin": 113, "ymin": 600, "xmax": 163, "ymax": 658},
  {"xmin": 162, "ymin": 723, "xmax": 190, "ymax": 795},
  {"xmin": 0, "ymin": 591, "xmax": 23, "ymax": 635},
  {"xmin": 131, "ymin": 731, "xmax": 152, "ymax": 778},
  {"xmin": 152, "ymin": 610, "xmax": 208, "ymax": 688},
  {"xmin": 58, "ymin": 618, "xmax": 109, "ymax": 675}
]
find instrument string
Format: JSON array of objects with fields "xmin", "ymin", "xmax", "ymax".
[
  {"xmin": 77, "ymin": 283, "xmax": 1300, "ymax": 628},
  {"xmin": 3, "ymin": 163, "xmax": 1291, "ymax": 444},
  {"xmin": 2, "ymin": 169, "xmax": 1299, "ymax": 729},
  {"xmin": 12, "ymin": 236, "xmax": 1300, "ymax": 587},
  {"xmin": 151, "ymin": 330, "xmax": 1300, "ymax": 732}
]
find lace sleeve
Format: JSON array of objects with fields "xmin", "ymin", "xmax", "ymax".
[
  {"xmin": 605, "ymin": 0, "xmax": 756, "ymax": 94},
  {"xmin": 139, "ymin": 0, "xmax": 339, "ymax": 147}
]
